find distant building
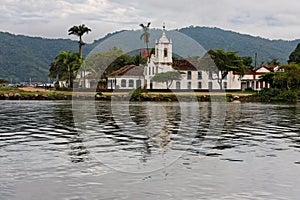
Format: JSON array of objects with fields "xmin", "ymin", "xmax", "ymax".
[
  {"xmin": 241, "ymin": 65, "xmax": 280, "ymax": 91},
  {"xmin": 107, "ymin": 27, "xmax": 241, "ymax": 90},
  {"xmin": 75, "ymin": 71, "xmax": 98, "ymax": 88},
  {"xmin": 107, "ymin": 65, "xmax": 145, "ymax": 90}
]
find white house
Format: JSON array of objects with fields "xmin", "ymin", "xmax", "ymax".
[
  {"xmin": 108, "ymin": 27, "xmax": 241, "ymax": 90},
  {"xmin": 107, "ymin": 65, "xmax": 145, "ymax": 90},
  {"xmin": 241, "ymin": 65, "xmax": 280, "ymax": 91}
]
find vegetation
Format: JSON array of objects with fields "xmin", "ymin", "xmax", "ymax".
[
  {"xmin": 207, "ymin": 49, "xmax": 246, "ymax": 90},
  {"xmin": 68, "ymin": 24, "xmax": 92, "ymax": 58},
  {"xmin": 49, "ymin": 51, "xmax": 82, "ymax": 88},
  {"xmin": 179, "ymin": 26, "xmax": 299, "ymax": 65},
  {"xmin": 85, "ymin": 47, "xmax": 146, "ymax": 79},
  {"xmin": 152, "ymin": 71, "xmax": 182, "ymax": 89},
  {"xmin": 288, "ymin": 43, "xmax": 300, "ymax": 64},
  {"xmin": 0, "ymin": 78, "xmax": 8, "ymax": 85},
  {"xmin": 259, "ymin": 45, "xmax": 300, "ymax": 102}
]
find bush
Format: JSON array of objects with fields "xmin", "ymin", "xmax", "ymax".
[
  {"xmin": 258, "ymin": 88, "xmax": 298, "ymax": 102},
  {"xmin": 54, "ymin": 81, "xmax": 60, "ymax": 90},
  {"xmin": 272, "ymin": 91, "xmax": 298, "ymax": 102},
  {"xmin": 129, "ymin": 88, "xmax": 148, "ymax": 100},
  {"xmin": 258, "ymin": 88, "xmax": 281, "ymax": 101}
]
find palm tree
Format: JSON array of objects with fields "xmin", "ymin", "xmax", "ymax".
[
  {"xmin": 68, "ymin": 24, "xmax": 91, "ymax": 58},
  {"xmin": 139, "ymin": 22, "xmax": 151, "ymax": 57},
  {"xmin": 49, "ymin": 51, "xmax": 82, "ymax": 88}
]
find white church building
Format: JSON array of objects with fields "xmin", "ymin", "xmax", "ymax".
[{"xmin": 107, "ymin": 27, "xmax": 241, "ymax": 91}]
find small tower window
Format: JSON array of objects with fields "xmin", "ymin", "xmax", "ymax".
[{"xmin": 164, "ymin": 48, "xmax": 168, "ymax": 57}]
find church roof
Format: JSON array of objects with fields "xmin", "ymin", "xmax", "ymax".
[
  {"xmin": 108, "ymin": 65, "xmax": 144, "ymax": 77},
  {"xmin": 159, "ymin": 30, "xmax": 170, "ymax": 43},
  {"xmin": 172, "ymin": 59, "xmax": 207, "ymax": 71}
]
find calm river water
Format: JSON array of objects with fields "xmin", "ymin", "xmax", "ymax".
[{"xmin": 0, "ymin": 100, "xmax": 299, "ymax": 200}]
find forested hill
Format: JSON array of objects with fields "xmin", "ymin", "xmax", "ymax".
[
  {"xmin": 178, "ymin": 26, "xmax": 300, "ymax": 65},
  {"xmin": 0, "ymin": 27, "xmax": 299, "ymax": 82},
  {"xmin": 0, "ymin": 31, "xmax": 79, "ymax": 82}
]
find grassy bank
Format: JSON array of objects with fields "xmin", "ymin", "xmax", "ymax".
[
  {"xmin": 2, "ymin": 86, "xmax": 296, "ymax": 103},
  {"xmin": 0, "ymin": 86, "xmax": 72, "ymax": 100}
]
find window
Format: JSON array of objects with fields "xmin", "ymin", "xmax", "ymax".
[
  {"xmin": 198, "ymin": 71, "xmax": 202, "ymax": 80},
  {"xmin": 208, "ymin": 82, "xmax": 213, "ymax": 90},
  {"xmin": 198, "ymin": 82, "xmax": 202, "ymax": 89},
  {"xmin": 108, "ymin": 80, "xmax": 112, "ymax": 88},
  {"xmin": 149, "ymin": 67, "xmax": 151, "ymax": 75},
  {"xmin": 152, "ymin": 67, "xmax": 154, "ymax": 75},
  {"xmin": 136, "ymin": 80, "xmax": 141, "ymax": 88},
  {"xmin": 129, "ymin": 80, "xmax": 134, "ymax": 87},
  {"xmin": 187, "ymin": 82, "xmax": 192, "ymax": 89},
  {"xmin": 223, "ymin": 82, "xmax": 227, "ymax": 89},
  {"xmin": 145, "ymin": 68, "xmax": 147, "ymax": 75},
  {"xmin": 121, "ymin": 79, "xmax": 126, "ymax": 87},
  {"xmin": 187, "ymin": 71, "xmax": 192, "ymax": 80},
  {"xmin": 208, "ymin": 71, "xmax": 213, "ymax": 80},
  {"xmin": 164, "ymin": 48, "xmax": 168, "ymax": 57},
  {"xmin": 176, "ymin": 81, "xmax": 181, "ymax": 89},
  {"xmin": 156, "ymin": 66, "xmax": 158, "ymax": 73}
]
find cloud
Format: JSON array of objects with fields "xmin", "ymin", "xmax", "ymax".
[{"xmin": 0, "ymin": 0, "xmax": 300, "ymax": 42}]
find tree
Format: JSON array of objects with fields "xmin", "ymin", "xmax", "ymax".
[
  {"xmin": 288, "ymin": 43, "xmax": 300, "ymax": 64},
  {"xmin": 139, "ymin": 22, "xmax": 151, "ymax": 56},
  {"xmin": 0, "ymin": 79, "xmax": 8, "ymax": 85},
  {"xmin": 208, "ymin": 49, "xmax": 245, "ymax": 90},
  {"xmin": 261, "ymin": 63, "xmax": 300, "ymax": 90},
  {"xmin": 268, "ymin": 59, "xmax": 280, "ymax": 66},
  {"xmin": 68, "ymin": 24, "xmax": 91, "ymax": 58},
  {"xmin": 49, "ymin": 51, "xmax": 82, "ymax": 88},
  {"xmin": 152, "ymin": 71, "xmax": 182, "ymax": 89},
  {"xmin": 242, "ymin": 56, "xmax": 253, "ymax": 67}
]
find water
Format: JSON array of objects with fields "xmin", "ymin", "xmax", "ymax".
[{"xmin": 0, "ymin": 100, "xmax": 299, "ymax": 199}]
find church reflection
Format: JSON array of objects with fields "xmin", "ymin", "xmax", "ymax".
[{"xmin": 95, "ymin": 102, "xmax": 182, "ymax": 162}]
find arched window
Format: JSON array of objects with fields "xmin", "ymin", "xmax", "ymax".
[{"xmin": 164, "ymin": 48, "xmax": 168, "ymax": 57}]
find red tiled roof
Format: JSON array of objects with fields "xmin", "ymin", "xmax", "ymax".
[
  {"xmin": 172, "ymin": 59, "xmax": 209, "ymax": 71},
  {"xmin": 108, "ymin": 65, "xmax": 144, "ymax": 77}
]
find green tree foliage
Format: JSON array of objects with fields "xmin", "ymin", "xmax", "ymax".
[
  {"xmin": 208, "ymin": 49, "xmax": 245, "ymax": 90},
  {"xmin": 152, "ymin": 71, "xmax": 182, "ymax": 89},
  {"xmin": 85, "ymin": 47, "xmax": 146, "ymax": 79},
  {"xmin": 0, "ymin": 78, "xmax": 8, "ymax": 84},
  {"xmin": 268, "ymin": 58, "xmax": 280, "ymax": 66},
  {"xmin": 49, "ymin": 51, "xmax": 82, "ymax": 88},
  {"xmin": 261, "ymin": 63, "xmax": 300, "ymax": 90},
  {"xmin": 242, "ymin": 56, "xmax": 253, "ymax": 67},
  {"xmin": 68, "ymin": 24, "xmax": 91, "ymax": 58},
  {"xmin": 139, "ymin": 22, "xmax": 151, "ymax": 54},
  {"xmin": 288, "ymin": 43, "xmax": 300, "ymax": 64}
]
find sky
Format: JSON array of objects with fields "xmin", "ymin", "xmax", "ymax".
[{"xmin": 1, "ymin": 0, "xmax": 300, "ymax": 43}]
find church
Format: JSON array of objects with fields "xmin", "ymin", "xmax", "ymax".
[{"xmin": 107, "ymin": 27, "xmax": 241, "ymax": 91}]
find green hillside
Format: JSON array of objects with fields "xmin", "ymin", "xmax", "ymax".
[
  {"xmin": 0, "ymin": 27, "xmax": 299, "ymax": 82},
  {"xmin": 179, "ymin": 26, "xmax": 299, "ymax": 65},
  {"xmin": 0, "ymin": 32, "xmax": 78, "ymax": 82}
]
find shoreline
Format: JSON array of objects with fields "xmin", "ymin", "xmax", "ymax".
[{"xmin": 0, "ymin": 86, "xmax": 261, "ymax": 102}]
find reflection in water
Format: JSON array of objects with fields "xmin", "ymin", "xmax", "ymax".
[
  {"xmin": 0, "ymin": 101, "xmax": 300, "ymax": 199},
  {"xmin": 52, "ymin": 102, "xmax": 89, "ymax": 163}
]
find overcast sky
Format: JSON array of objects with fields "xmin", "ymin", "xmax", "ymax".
[{"xmin": 1, "ymin": 0, "xmax": 300, "ymax": 43}]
